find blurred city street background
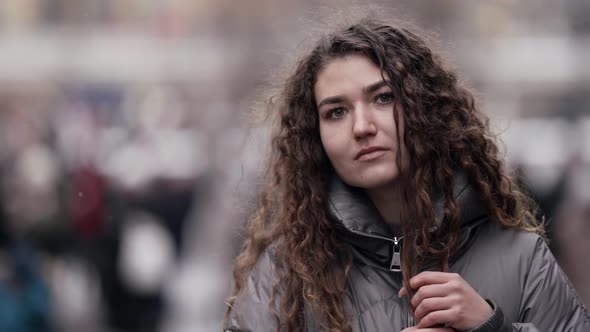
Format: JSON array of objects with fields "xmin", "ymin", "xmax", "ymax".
[{"xmin": 0, "ymin": 1, "xmax": 589, "ymax": 331}]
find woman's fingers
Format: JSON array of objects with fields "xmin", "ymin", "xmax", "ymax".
[
  {"xmin": 417, "ymin": 308, "xmax": 456, "ymax": 329},
  {"xmin": 410, "ymin": 284, "xmax": 450, "ymax": 309},
  {"xmin": 399, "ymin": 272, "xmax": 460, "ymax": 297},
  {"xmin": 409, "ymin": 271, "xmax": 460, "ymax": 290},
  {"xmin": 413, "ymin": 296, "xmax": 452, "ymax": 321},
  {"xmin": 399, "ymin": 286, "xmax": 408, "ymax": 297},
  {"xmin": 399, "ymin": 272, "xmax": 492, "ymax": 330}
]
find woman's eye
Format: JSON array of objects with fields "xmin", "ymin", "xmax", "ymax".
[
  {"xmin": 327, "ymin": 107, "xmax": 347, "ymax": 119},
  {"xmin": 375, "ymin": 92, "xmax": 394, "ymax": 105}
]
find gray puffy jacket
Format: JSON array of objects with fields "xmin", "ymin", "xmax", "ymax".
[{"xmin": 224, "ymin": 173, "xmax": 590, "ymax": 331}]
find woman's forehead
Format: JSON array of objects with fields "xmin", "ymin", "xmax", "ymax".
[{"xmin": 314, "ymin": 55, "xmax": 388, "ymax": 103}]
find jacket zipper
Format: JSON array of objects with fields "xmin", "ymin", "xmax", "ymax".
[
  {"xmin": 346, "ymin": 229, "xmax": 403, "ymax": 274},
  {"xmin": 390, "ymin": 237, "xmax": 417, "ymax": 329},
  {"xmin": 407, "ymin": 305, "xmax": 415, "ymax": 327},
  {"xmin": 398, "ymin": 293, "xmax": 416, "ymax": 328},
  {"xmin": 393, "ymin": 236, "xmax": 413, "ymax": 328},
  {"xmin": 345, "ymin": 229, "xmax": 426, "ymax": 329},
  {"xmin": 390, "ymin": 236, "xmax": 402, "ymax": 271}
]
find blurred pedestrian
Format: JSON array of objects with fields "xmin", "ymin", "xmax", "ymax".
[{"xmin": 0, "ymin": 242, "xmax": 51, "ymax": 332}]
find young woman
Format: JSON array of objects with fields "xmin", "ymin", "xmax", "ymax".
[{"xmin": 223, "ymin": 19, "xmax": 590, "ymax": 332}]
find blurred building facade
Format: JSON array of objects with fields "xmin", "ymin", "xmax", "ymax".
[{"xmin": 0, "ymin": 1, "xmax": 588, "ymax": 331}]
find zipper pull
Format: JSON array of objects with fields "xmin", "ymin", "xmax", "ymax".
[{"xmin": 390, "ymin": 237, "xmax": 401, "ymax": 271}]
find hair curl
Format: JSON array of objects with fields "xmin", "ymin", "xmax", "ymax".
[{"xmin": 225, "ymin": 18, "xmax": 543, "ymax": 332}]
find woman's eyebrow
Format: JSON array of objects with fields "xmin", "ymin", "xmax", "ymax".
[
  {"xmin": 318, "ymin": 96, "xmax": 346, "ymax": 109},
  {"xmin": 317, "ymin": 80, "xmax": 390, "ymax": 109},
  {"xmin": 363, "ymin": 80, "xmax": 389, "ymax": 94}
]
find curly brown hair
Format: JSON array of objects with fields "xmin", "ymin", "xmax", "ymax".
[{"xmin": 225, "ymin": 18, "xmax": 543, "ymax": 332}]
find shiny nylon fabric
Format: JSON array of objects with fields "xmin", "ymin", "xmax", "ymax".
[{"xmin": 224, "ymin": 174, "xmax": 590, "ymax": 331}]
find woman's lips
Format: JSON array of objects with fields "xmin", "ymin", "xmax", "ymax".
[{"xmin": 355, "ymin": 147, "xmax": 388, "ymax": 161}]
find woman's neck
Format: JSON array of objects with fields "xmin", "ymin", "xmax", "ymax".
[{"xmin": 366, "ymin": 183, "xmax": 402, "ymax": 225}]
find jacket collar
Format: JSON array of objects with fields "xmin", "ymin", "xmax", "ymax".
[
  {"xmin": 326, "ymin": 177, "xmax": 395, "ymax": 239},
  {"xmin": 326, "ymin": 171, "xmax": 488, "ymax": 268},
  {"xmin": 327, "ymin": 171, "xmax": 487, "ymax": 235}
]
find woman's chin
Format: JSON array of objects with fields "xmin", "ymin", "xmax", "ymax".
[{"xmin": 342, "ymin": 171, "xmax": 400, "ymax": 191}]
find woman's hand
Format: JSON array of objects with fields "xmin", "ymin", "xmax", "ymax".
[{"xmin": 399, "ymin": 271, "xmax": 493, "ymax": 331}]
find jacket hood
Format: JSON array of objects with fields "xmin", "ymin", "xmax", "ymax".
[{"xmin": 326, "ymin": 171, "xmax": 489, "ymax": 270}]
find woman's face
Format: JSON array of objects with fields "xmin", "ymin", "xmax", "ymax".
[{"xmin": 314, "ymin": 55, "xmax": 407, "ymax": 190}]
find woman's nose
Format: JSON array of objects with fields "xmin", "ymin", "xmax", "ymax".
[{"xmin": 352, "ymin": 106, "xmax": 377, "ymax": 139}]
